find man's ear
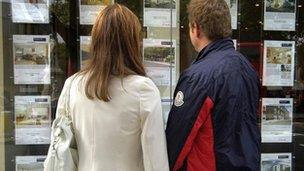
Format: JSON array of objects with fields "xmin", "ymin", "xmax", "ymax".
[
  {"xmin": 189, "ymin": 22, "xmax": 195, "ymax": 33},
  {"xmin": 194, "ymin": 22, "xmax": 202, "ymax": 38},
  {"xmin": 191, "ymin": 22, "xmax": 201, "ymax": 39}
]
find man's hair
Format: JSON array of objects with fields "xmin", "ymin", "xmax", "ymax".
[{"xmin": 188, "ymin": 0, "xmax": 232, "ymax": 40}]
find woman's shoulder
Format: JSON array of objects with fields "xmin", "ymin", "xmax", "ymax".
[
  {"xmin": 64, "ymin": 73, "xmax": 82, "ymax": 85},
  {"xmin": 124, "ymin": 75, "xmax": 160, "ymax": 100},
  {"xmin": 125, "ymin": 75, "xmax": 157, "ymax": 91},
  {"xmin": 63, "ymin": 74, "xmax": 159, "ymax": 96},
  {"xmin": 61, "ymin": 73, "xmax": 87, "ymax": 92}
]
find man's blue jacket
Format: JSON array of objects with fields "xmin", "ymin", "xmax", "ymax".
[{"xmin": 166, "ymin": 38, "xmax": 261, "ymax": 171}]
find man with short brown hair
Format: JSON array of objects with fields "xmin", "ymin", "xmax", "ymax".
[{"xmin": 165, "ymin": 0, "xmax": 260, "ymax": 170}]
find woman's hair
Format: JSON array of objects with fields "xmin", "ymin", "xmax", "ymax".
[{"xmin": 80, "ymin": 3, "xmax": 146, "ymax": 102}]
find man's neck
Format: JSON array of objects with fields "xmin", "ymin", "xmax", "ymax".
[{"xmin": 196, "ymin": 40, "xmax": 211, "ymax": 52}]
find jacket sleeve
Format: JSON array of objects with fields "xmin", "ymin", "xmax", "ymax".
[{"xmin": 140, "ymin": 78, "xmax": 169, "ymax": 171}]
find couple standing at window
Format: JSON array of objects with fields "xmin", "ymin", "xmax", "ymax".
[{"xmin": 45, "ymin": 0, "xmax": 260, "ymax": 170}]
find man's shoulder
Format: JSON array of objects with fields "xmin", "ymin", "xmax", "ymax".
[
  {"xmin": 181, "ymin": 50, "xmax": 258, "ymax": 88},
  {"xmin": 184, "ymin": 50, "xmax": 239, "ymax": 79}
]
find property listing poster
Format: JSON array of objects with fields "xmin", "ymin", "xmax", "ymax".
[
  {"xmin": 261, "ymin": 98, "xmax": 293, "ymax": 143},
  {"xmin": 15, "ymin": 96, "xmax": 51, "ymax": 145},
  {"xmin": 11, "ymin": 0, "xmax": 49, "ymax": 23},
  {"xmin": 79, "ymin": 0, "xmax": 113, "ymax": 25},
  {"xmin": 143, "ymin": 39, "xmax": 176, "ymax": 87},
  {"xmin": 13, "ymin": 35, "xmax": 51, "ymax": 85},
  {"xmin": 225, "ymin": 0, "xmax": 238, "ymax": 30},
  {"xmin": 16, "ymin": 156, "xmax": 46, "ymax": 171},
  {"xmin": 80, "ymin": 36, "xmax": 91, "ymax": 69},
  {"xmin": 264, "ymin": 0, "xmax": 296, "ymax": 31},
  {"xmin": 263, "ymin": 40, "xmax": 295, "ymax": 86},
  {"xmin": 261, "ymin": 153, "xmax": 292, "ymax": 171},
  {"xmin": 144, "ymin": 0, "xmax": 177, "ymax": 27}
]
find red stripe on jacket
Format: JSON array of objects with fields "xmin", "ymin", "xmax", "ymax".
[{"xmin": 173, "ymin": 97, "xmax": 215, "ymax": 171}]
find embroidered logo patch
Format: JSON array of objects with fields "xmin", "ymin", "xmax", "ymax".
[{"xmin": 174, "ymin": 91, "xmax": 184, "ymax": 107}]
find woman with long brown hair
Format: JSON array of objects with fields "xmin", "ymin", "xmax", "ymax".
[{"xmin": 52, "ymin": 3, "xmax": 169, "ymax": 171}]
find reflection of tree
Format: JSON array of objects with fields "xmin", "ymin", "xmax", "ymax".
[
  {"xmin": 297, "ymin": 45, "xmax": 304, "ymax": 83},
  {"xmin": 297, "ymin": 28, "xmax": 304, "ymax": 83},
  {"xmin": 50, "ymin": 0, "xmax": 70, "ymax": 26}
]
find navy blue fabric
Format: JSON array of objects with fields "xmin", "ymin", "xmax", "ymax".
[{"xmin": 166, "ymin": 38, "xmax": 261, "ymax": 171}]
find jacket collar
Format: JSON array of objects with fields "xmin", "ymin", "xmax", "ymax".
[{"xmin": 194, "ymin": 38, "xmax": 234, "ymax": 63}]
